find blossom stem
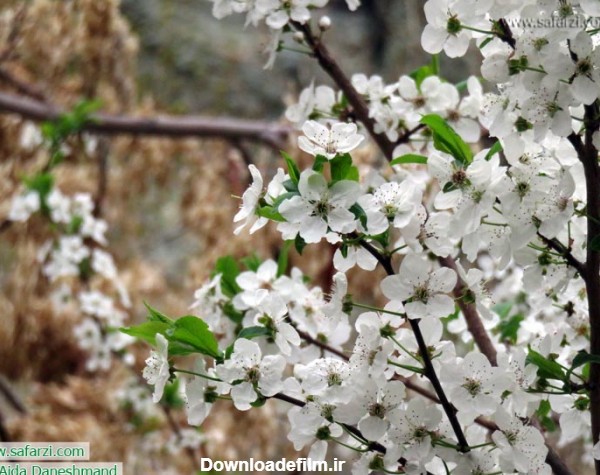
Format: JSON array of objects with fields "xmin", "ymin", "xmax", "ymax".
[
  {"xmin": 388, "ymin": 336, "xmax": 422, "ymax": 365},
  {"xmin": 388, "ymin": 244, "xmax": 407, "ymax": 255},
  {"xmin": 340, "ymin": 423, "xmax": 370, "ymax": 445},
  {"xmin": 352, "ymin": 301, "xmax": 406, "ymax": 318},
  {"xmin": 172, "ymin": 368, "xmax": 222, "ymax": 382},
  {"xmin": 279, "ymin": 45, "xmax": 313, "ymax": 56},
  {"xmin": 481, "ymin": 220, "xmax": 508, "ymax": 227},
  {"xmin": 461, "ymin": 25, "xmax": 495, "ymax": 35},
  {"xmin": 387, "ymin": 360, "xmax": 424, "ymax": 374},
  {"xmin": 331, "ymin": 437, "xmax": 369, "ymax": 452},
  {"xmin": 524, "ymin": 66, "xmax": 547, "ymax": 74}
]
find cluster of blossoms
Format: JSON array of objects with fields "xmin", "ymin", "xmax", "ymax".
[
  {"xmin": 9, "ymin": 181, "xmax": 133, "ymax": 371},
  {"xmin": 286, "ymin": 74, "xmax": 483, "ymax": 154},
  {"xmin": 132, "ymin": 0, "xmax": 600, "ymax": 474}
]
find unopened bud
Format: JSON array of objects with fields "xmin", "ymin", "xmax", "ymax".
[
  {"xmin": 293, "ymin": 31, "xmax": 305, "ymax": 43},
  {"xmin": 319, "ymin": 15, "xmax": 332, "ymax": 31}
]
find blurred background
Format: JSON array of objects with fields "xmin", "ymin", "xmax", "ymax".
[{"xmin": 0, "ymin": 1, "xmax": 488, "ymax": 474}]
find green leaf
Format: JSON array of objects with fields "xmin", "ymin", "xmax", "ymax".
[
  {"xmin": 237, "ymin": 326, "xmax": 272, "ymax": 340},
  {"xmin": 420, "ymin": 114, "xmax": 473, "ymax": 165},
  {"xmin": 214, "ymin": 256, "xmax": 242, "ymax": 297},
  {"xmin": 526, "ymin": 349, "xmax": 567, "ymax": 382},
  {"xmin": 535, "ymin": 400, "xmax": 556, "ymax": 432},
  {"xmin": 492, "ymin": 301, "xmax": 513, "ymax": 319},
  {"xmin": 23, "ymin": 172, "xmax": 54, "ymax": 197},
  {"xmin": 294, "ymin": 234, "xmax": 307, "ymax": 255},
  {"xmin": 282, "ymin": 179, "xmax": 298, "ymax": 193},
  {"xmin": 350, "ymin": 203, "xmax": 368, "ymax": 229},
  {"xmin": 495, "ymin": 313, "xmax": 524, "ymax": 344},
  {"xmin": 313, "ymin": 155, "xmax": 328, "ymax": 172},
  {"xmin": 281, "ymin": 151, "xmax": 300, "ymax": 184},
  {"xmin": 484, "ymin": 141, "xmax": 503, "ymax": 161},
  {"xmin": 250, "ymin": 395, "xmax": 267, "ymax": 407},
  {"xmin": 170, "ymin": 316, "xmax": 221, "ymax": 359},
  {"xmin": 479, "ymin": 36, "xmax": 494, "ymax": 49},
  {"xmin": 222, "ymin": 301, "xmax": 244, "ymax": 324},
  {"xmin": 256, "ymin": 205, "xmax": 285, "ymax": 222},
  {"xmin": 120, "ymin": 321, "xmax": 170, "ymax": 345},
  {"xmin": 23, "ymin": 173, "xmax": 54, "ymax": 214},
  {"xmin": 241, "ymin": 254, "xmax": 262, "ymax": 272},
  {"xmin": 390, "ymin": 154, "xmax": 428, "ymax": 166},
  {"xmin": 162, "ymin": 379, "xmax": 185, "ymax": 409},
  {"xmin": 330, "ymin": 153, "xmax": 359, "ymax": 182},
  {"xmin": 566, "ymin": 350, "xmax": 600, "ymax": 381},
  {"xmin": 144, "ymin": 302, "xmax": 174, "ymax": 324},
  {"xmin": 277, "ymin": 240, "xmax": 293, "ymax": 277},
  {"xmin": 409, "ymin": 64, "xmax": 434, "ymax": 87}
]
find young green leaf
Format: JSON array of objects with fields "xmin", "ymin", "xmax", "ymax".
[
  {"xmin": 526, "ymin": 349, "xmax": 567, "ymax": 382},
  {"xmin": 484, "ymin": 141, "xmax": 503, "ymax": 161},
  {"xmin": 213, "ymin": 256, "xmax": 242, "ymax": 297},
  {"xmin": 390, "ymin": 154, "xmax": 428, "ymax": 166},
  {"xmin": 170, "ymin": 316, "xmax": 221, "ymax": 359},
  {"xmin": 145, "ymin": 302, "xmax": 174, "ymax": 324},
  {"xmin": 281, "ymin": 151, "xmax": 300, "ymax": 184},
  {"xmin": 330, "ymin": 153, "xmax": 359, "ymax": 182},
  {"xmin": 120, "ymin": 321, "xmax": 170, "ymax": 345},
  {"xmin": 277, "ymin": 240, "xmax": 293, "ymax": 277},
  {"xmin": 420, "ymin": 114, "xmax": 473, "ymax": 165}
]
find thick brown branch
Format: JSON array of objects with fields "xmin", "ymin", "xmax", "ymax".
[
  {"xmin": 0, "ymin": 91, "xmax": 291, "ymax": 149},
  {"xmin": 572, "ymin": 101, "xmax": 600, "ymax": 475},
  {"xmin": 438, "ymin": 255, "xmax": 498, "ymax": 366}
]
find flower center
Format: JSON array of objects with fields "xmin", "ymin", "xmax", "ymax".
[
  {"xmin": 462, "ymin": 378, "xmax": 482, "ymax": 396},
  {"xmin": 451, "ymin": 169, "xmax": 469, "ymax": 187},
  {"xmin": 313, "ymin": 200, "xmax": 331, "ymax": 218},
  {"xmin": 246, "ymin": 366, "xmax": 261, "ymax": 385},
  {"xmin": 413, "ymin": 285, "xmax": 429, "ymax": 303},
  {"xmin": 412, "ymin": 426, "xmax": 429, "ymax": 441},
  {"xmin": 447, "ymin": 109, "xmax": 460, "ymax": 122},
  {"xmin": 368, "ymin": 402, "xmax": 387, "ymax": 418},
  {"xmin": 576, "ymin": 58, "xmax": 592, "ymax": 76},
  {"xmin": 533, "ymin": 37, "xmax": 548, "ymax": 51},
  {"xmin": 327, "ymin": 371, "xmax": 342, "ymax": 386},
  {"xmin": 446, "ymin": 15, "xmax": 462, "ymax": 35},
  {"xmin": 516, "ymin": 181, "xmax": 530, "ymax": 197}
]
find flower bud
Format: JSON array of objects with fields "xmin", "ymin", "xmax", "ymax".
[
  {"xmin": 293, "ymin": 31, "xmax": 305, "ymax": 43},
  {"xmin": 318, "ymin": 16, "xmax": 332, "ymax": 31}
]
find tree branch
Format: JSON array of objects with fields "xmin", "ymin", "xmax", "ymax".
[
  {"xmin": 571, "ymin": 101, "xmax": 600, "ymax": 475},
  {"xmin": 292, "ymin": 22, "xmax": 396, "ymax": 160},
  {"xmin": 296, "ymin": 328, "xmax": 348, "ymax": 360},
  {"xmin": 0, "ymin": 91, "xmax": 291, "ymax": 149},
  {"xmin": 537, "ymin": 233, "xmax": 587, "ymax": 279},
  {"xmin": 357, "ymin": 241, "xmax": 471, "ymax": 452},
  {"xmin": 438, "ymin": 255, "xmax": 498, "ymax": 366}
]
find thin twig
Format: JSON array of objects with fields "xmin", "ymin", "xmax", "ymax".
[
  {"xmin": 357, "ymin": 241, "xmax": 471, "ymax": 452},
  {"xmin": 296, "ymin": 328, "xmax": 348, "ymax": 359},
  {"xmin": 291, "ymin": 21, "xmax": 395, "ymax": 160},
  {"xmin": 0, "ymin": 91, "xmax": 291, "ymax": 149},
  {"xmin": 0, "ymin": 68, "xmax": 47, "ymax": 102},
  {"xmin": 537, "ymin": 233, "xmax": 587, "ymax": 279},
  {"xmin": 0, "ymin": 378, "xmax": 26, "ymax": 414}
]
